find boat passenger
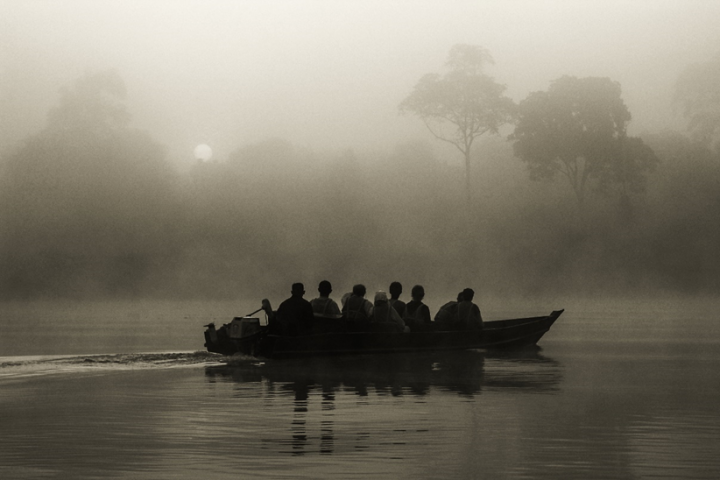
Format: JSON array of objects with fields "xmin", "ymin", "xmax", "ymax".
[
  {"xmin": 371, "ymin": 291, "xmax": 407, "ymax": 332},
  {"xmin": 433, "ymin": 291, "xmax": 464, "ymax": 328},
  {"xmin": 342, "ymin": 284, "xmax": 373, "ymax": 330},
  {"xmin": 457, "ymin": 288, "xmax": 483, "ymax": 331},
  {"xmin": 310, "ymin": 280, "xmax": 342, "ymax": 319},
  {"xmin": 388, "ymin": 281, "xmax": 407, "ymax": 318},
  {"xmin": 260, "ymin": 298, "xmax": 281, "ymax": 334},
  {"xmin": 276, "ymin": 282, "xmax": 315, "ymax": 336},
  {"xmin": 404, "ymin": 285, "xmax": 432, "ymax": 331}
]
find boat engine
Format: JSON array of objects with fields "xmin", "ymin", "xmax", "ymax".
[{"xmin": 228, "ymin": 317, "xmax": 261, "ymax": 339}]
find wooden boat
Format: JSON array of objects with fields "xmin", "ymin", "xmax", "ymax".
[{"xmin": 203, "ymin": 309, "xmax": 563, "ymax": 358}]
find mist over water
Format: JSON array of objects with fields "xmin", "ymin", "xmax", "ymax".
[
  {"xmin": 1, "ymin": 131, "xmax": 719, "ymax": 305},
  {"xmin": 1, "ymin": 1, "xmax": 720, "ymax": 332},
  {"xmin": 3, "ymin": 5, "xmax": 720, "ymax": 479}
]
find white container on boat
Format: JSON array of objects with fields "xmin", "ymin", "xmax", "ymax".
[{"xmin": 229, "ymin": 317, "xmax": 261, "ymax": 339}]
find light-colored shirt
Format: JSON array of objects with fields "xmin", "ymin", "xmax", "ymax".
[
  {"xmin": 310, "ymin": 296, "xmax": 342, "ymax": 319},
  {"xmin": 371, "ymin": 301, "xmax": 406, "ymax": 331},
  {"xmin": 342, "ymin": 294, "xmax": 374, "ymax": 321}
]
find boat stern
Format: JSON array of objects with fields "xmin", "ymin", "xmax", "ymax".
[{"xmin": 204, "ymin": 317, "xmax": 266, "ymax": 356}]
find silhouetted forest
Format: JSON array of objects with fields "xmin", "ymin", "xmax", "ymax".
[{"xmin": 1, "ymin": 72, "xmax": 719, "ymax": 301}]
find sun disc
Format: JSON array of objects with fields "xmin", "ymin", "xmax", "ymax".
[{"xmin": 194, "ymin": 144, "xmax": 213, "ymax": 162}]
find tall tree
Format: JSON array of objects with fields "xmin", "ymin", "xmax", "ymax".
[
  {"xmin": 674, "ymin": 56, "xmax": 720, "ymax": 149},
  {"xmin": 399, "ymin": 44, "xmax": 514, "ymax": 205},
  {"xmin": 510, "ymin": 76, "xmax": 656, "ymax": 207},
  {"xmin": 46, "ymin": 69, "xmax": 131, "ymax": 135},
  {"xmin": 0, "ymin": 70, "xmax": 175, "ymax": 297}
]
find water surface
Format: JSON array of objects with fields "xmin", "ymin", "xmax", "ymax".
[{"xmin": 1, "ymin": 298, "xmax": 719, "ymax": 479}]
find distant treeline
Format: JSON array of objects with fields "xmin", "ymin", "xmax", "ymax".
[
  {"xmin": 1, "ymin": 69, "xmax": 719, "ymax": 300},
  {"xmin": 1, "ymin": 127, "xmax": 719, "ymax": 300}
]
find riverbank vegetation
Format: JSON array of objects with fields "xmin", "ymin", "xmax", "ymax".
[{"xmin": 1, "ymin": 56, "xmax": 719, "ymax": 300}]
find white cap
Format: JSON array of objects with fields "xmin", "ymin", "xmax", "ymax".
[{"xmin": 374, "ymin": 291, "xmax": 388, "ymax": 304}]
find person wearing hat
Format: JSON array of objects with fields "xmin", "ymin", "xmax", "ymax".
[
  {"xmin": 276, "ymin": 282, "xmax": 315, "ymax": 336},
  {"xmin": 370, "ymin": 291, "xmax": 407, "ymax": 332},
  {"xmin": 310, "ymin": 280, "xmax": 342, "ymax": 319}
]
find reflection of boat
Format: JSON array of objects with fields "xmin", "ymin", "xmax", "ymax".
[
  {"xmin": 205, "ymin": 350, "xmax": 562, "ymax": 457},
  {"xmin": 204, "ymin": 310, "xmax": 563, "ymax": 358},
  {"xmin": 204, "ymin": 349, "xmax": 562, "ymax": 396}
]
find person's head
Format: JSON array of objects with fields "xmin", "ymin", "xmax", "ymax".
[
  {"xmin": 456, "ymin": 291, "xmax": 464, "ymax": 302},
  {"xmin": 389, "ymin": 281, "xmax": 402, "ymax": 299},
  {"xmin": 411, "ymin": 285, "xmax": 425, "ymax": 300},
  {"xmin": 291, "ymin": 283, "xmax": 305, "ymax": 297},
  {"xmin": 352, "ymin": 284, "xmax": 366, "ymax": 297},
  {"xmin": 318, "ymin": 280, "xmax": 332, "ymax": 296},
  {"xmin": 374, "ymin": 291, "xmax": 389, "ymax": 305},
  {"xmin": 462, "ymin": 288, "xmax": 475, "ymax": 302}
]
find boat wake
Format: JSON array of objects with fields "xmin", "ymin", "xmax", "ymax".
[{"xmin": 0, "ymin": 351, "xmax": 253, "ymax": 380}]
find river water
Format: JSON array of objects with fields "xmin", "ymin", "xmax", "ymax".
[{"xmin": 1, "ymin": 297, "xmax": 719, "ymax": 479}]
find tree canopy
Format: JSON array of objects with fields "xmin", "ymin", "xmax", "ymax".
[
  {"xmin": 46, "ymin": 69, "xmax": 131, "ymax": 135},
  {"xmin": 0, "ymin": 70, "xmax": 175, "ymax": 297},
  {"xmin": 399, "ymin": 44, "xmax": 514, "ymax": 205},
  {"xmin": 510, "ymin": 76, "xmax": 657, "ymax": 207},
  {"xmin": 674, "ymin": 56, "xmax": 720, "ymax": 150}
]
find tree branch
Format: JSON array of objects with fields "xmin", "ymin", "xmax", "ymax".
[{"xmin": 422, "ymin": 118, "xmax": 466, "ymax": 155}]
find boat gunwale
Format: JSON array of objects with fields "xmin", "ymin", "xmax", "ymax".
[{"xmin": 205, "ymin": 309, "xmax": 564, "ymax": 358}]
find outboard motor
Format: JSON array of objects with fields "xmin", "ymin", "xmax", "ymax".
[
  {"xmin": 229, "ymin": 317, "xmax": 261, "ymax": 339},
  {"xmin": 204, "ymin": 323, "xmax": 219, "ymax": 350},
  {"xmin": 227, "ymin": 317, "xmax": 263, "ymax": 356},
  {"xmin": 204, "ymin": 311, "xmax": 266, "ymax": 356}
]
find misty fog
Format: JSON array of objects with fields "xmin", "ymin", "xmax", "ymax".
[{"xmin": 2, "ymin": 1, "xmax": 720, "ymax": 307}]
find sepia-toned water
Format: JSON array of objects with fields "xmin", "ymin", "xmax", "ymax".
[{"xmin": 1, "ymin": 298, "xmax": 720, "ymax": 479}]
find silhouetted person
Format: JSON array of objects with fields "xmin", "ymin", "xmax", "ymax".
[
  {"xmin": 404, "ymin": 285, "xmax": 432, "ymax": 330},
  {"xmin": 370, "ymin": 291, "xmax": 406, "ymax": 332},
  {"xmin": 388, "ymin": 281, "xmax": 407, "ymax": 318},
  {"xmin": 457, "ymin": 288, "xmax": 483, "ymax": 331},
  {"xmin": 310, "ymin": 280, "xmax": 342, "ymax": 319},
  {"xmin": 434, "ymin": 291, "xmax": 464, "ymax": 329},
  {"xmin": 276, "ymin": 283, "xmax": 315, "ymax": 336},
  {"xmin": 342, "ymin": 284, "xmax": 373, "ymax": 330}
]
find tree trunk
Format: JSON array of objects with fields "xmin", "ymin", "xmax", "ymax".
[
  {"xmin": 575, "ymin": 188, "xmax": 584, "ymax": 208},
  {"xmin": 465, "ymin": 148, "xmax": 472, "ymax": 207}
]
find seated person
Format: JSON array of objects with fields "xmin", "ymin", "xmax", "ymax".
[
  {"xmin": 261, "ymin": 298, "xmax": 276, "ymax": 332},
  {"xmin": 404, "ymin": 285, "xmax": 432, "ymax": 330},
  {"xmin": 433, "ymin": 291, "xmax": 464, "ymax": 329},
  {"xmin": 310, "ymin": 280, "xmax": 342, "ymax": 319},
  {"xmin": 370, "ymin": 291, "xmax": 407, "ymax": 332},
  {"xmin": 388, "ymin": 281, "xmax": 407, "ymax": 318},
  {"xmin": 275, "ymin": 282, "xmax": 315, "ymax": 336},
  {"xmin": 342, "ymin": 284, "xmax": 374, "ymax": 330},
  {"xmin": 457, "ymin": 288, "xmax": 483, "ymax": 331}
]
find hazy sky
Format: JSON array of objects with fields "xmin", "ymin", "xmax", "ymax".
[{"xmin": 3, "ymin": 0, "xmax": 720, "ymax": 168}]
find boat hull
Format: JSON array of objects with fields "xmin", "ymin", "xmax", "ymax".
[{"xmin": 204, "ymin": 310, "xmax": 563, "ymax": 358}]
